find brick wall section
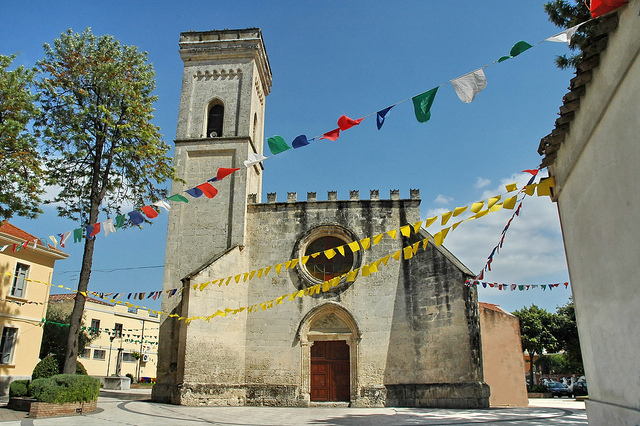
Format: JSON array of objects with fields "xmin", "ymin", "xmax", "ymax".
[{"xmin": 28, "ymin": 400, "xmax": 97, "ymax": 419}]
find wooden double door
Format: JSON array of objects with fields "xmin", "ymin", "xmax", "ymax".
[{"xmin": 310, "ymin": 340, "xmax": 350, "ymax": 402}]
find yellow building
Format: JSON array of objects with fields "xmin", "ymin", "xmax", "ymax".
[
  {"xmin": 49, "ymin": 294, "xmax": 159, "ymax": 381},
  {"xmin": 0, "ymin": 221, "xmax": 68, "ymax": 395}
]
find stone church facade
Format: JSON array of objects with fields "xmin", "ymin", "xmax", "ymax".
[{"xmin": 152, "ymin": 28, "xmax": 489, "ymax": 408}]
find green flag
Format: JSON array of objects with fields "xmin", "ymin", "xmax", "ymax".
[
  {"xmin": 115, "ymin": 214, "xmax": 127, "ymax": 228},
  {"xmin": 510, "ymin": 41, "xmax": 532, "ymax": 57},
  {"xmin": 167, "ymin": 194, "xmax": 189, "ymax": 203},
  {"xmin": 412, "ymin": 87, "xmax": 439, "ymax": 123},
  {"xmin": 267, "ymin": 135, "xmax": 291, "ymax": 155}
]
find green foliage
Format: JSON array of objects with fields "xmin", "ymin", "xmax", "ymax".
[
  {"xmin": 39, "ymin": 303, "xmax": 96, "ymax": 362},
  {"xmin": 0, "ymin": 54, "xmax": 44, "ymax": 220},
  {"xmin": 126, "ymin": 373, "xmax": 134, "ymax": 382},
  {"xmin": 76, "ymin": 360, "xmax": 88, "ymax": 375},
  {"xmin": 555, "ymin": 298, "xmax": 583, "ymax": 369},
  {"xmin": 513, "ymin": 304, "xmax": 559, "ymax": 384},
  {"xmin": 9, "ymin": 380, "xmax": 29, "ymax": 398},
  {"xmin": 32, "ymin": 355, "xmax": 60, "ymax": 380},
  {"xmin": 543, "ymin": 0, "xmax": 595, "ymax": 69},
  {"xmin": 36, "ymin": 28, "xmax": 178, "ymax": 223},
  {"xmin": 29, "ymin": 374, "xmax": 100, "ymax": 404}
]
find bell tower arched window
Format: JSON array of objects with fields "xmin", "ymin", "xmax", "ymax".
[{"xmin": 207, "ymin": 103, "xmax": 224, "ymax": 138}]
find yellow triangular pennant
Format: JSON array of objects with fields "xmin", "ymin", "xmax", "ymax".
[
  {"xmin": 524, "ymin": 184, "xmax": 537, "ymax": 196},
  {"xmin": 505, "ymin": 182, "xmax": 518, "ymax": 192},
  {"xmin": 403, "ymin": 246, "xmax": 413, "ymax": 260},
  {"xmin": 324, "ymin": 249, "xmax": 336, "ymax": 259},
  {"xmin": 425, "ymin": 216, "xmax": 437, "ymax": 228},
  {"xmin": 257, "ymin": 268, "xmax": 264, "ymax": 278},
  {"xmin": 361, "ymin": 265, "xmax": 370, "ymax": 277},
  {"xmin": 373, "ymin": 234, "xmax": 383, "ymax": 245},
  {"xmin": 301, "ymin": 256, "xmax": 309, "ymax": 264},
  {"xmin": 234, "ymin": 274, "xmax": 241, "ymax": 283},
  {"xmin": 400, "ymin": 225, "xmax": 411, "ymax": 237},
  {"xmin": 348, "ymin": 241, "xmax": 360, "ymax": 252},
  {"xmin": 489, "ymin": 203, "xmax": 502, "ymax": 212},
  {"xmin": 264, "ymin": 266, "xmax": 272, "ymax": 276},
  {"xmin": 451, "ymin": 220, "xmax": 463, "ymax": 231},
  {"xmin": 249, "ymin": 270, "xmax": 256, "ymax": 280},
  {"xmin": 386, "ymin": 229, "xmax": 397, "ymax": 239},
  {"xmin": 488, "ymin": 196, "xmax": 501, "ymax": 208},
  {"xmin": 503, "ymin": 195, "xmax": 517, "ymax": 209},
  {"xmin": 422, "ymin": 237, "xmax": 430, "ymax": 250},
  {"xmin": 275, "ymin": 264, "xmax": 282, "ymax": 274},
  {"xmin": 337, "ymin": 246, "xmax": 345, "ymax": 256},
  {"xmin": 347, "ymin": 270, "xmax": 357, "ymax": 282},
  {"xmin": 441, "ymin": 211, "xmax": 454, "ymax": 226},
  {"xmin": 290, "ymin": 258, "xmax": 299, "ymax": 269},
  {"xmin": 284, "ymin": 260, "xmax": 292, "ymax": 269},
  {"xmin": 470, "ymin": 201, "xmax": 484, "ymax": 213},
  {"xmin": 381, "ymin": 254, "xmax": 391, "ymax": 266},
  {"xmin": 392, "ymin": 250, "xmax": 402, "ymax": 261},
  {"xmin": 413, "ymin": 221, "xmax": 423, "ymax": 233},
  {"xmin": 412, "ymin": 241, "xmax": 420, "ymax": 255},
  {"xmin": 243, "ymin": 272, "xmax": 249, "ymax": 282},
  {"xmin": 360, "ymin": 238, "xmax": 371, "ymax": 250},
  {"xmin": 453, "ymin": 206, "xmax": 468, "ymax": 217}
]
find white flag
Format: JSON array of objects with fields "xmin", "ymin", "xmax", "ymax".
[
  {"xmin": 451, "ymin": 69, "xmax": 487, "ymax": 103},
  {"xmin": 545, "ymin": 23, "xmax": 582, "ymax": 45},
  {"xmin": 103, "ymin": 218, "xmax": 117, "ymax": 237},
  {"xmin": 153, "ymin": 200, "xmax": 171, "ymax": 212},
  {"xmin": 244, "ymin": 152, "xmax": 267, "ymax": 167}
]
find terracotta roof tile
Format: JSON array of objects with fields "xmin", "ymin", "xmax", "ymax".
[{"xmin": 49, "ymin": 293, "xmax": 113, "ymax": 306}]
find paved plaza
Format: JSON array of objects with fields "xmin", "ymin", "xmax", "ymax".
[{"xmin": 0, "ymin": 390, "xmax": 587, "ymax": 425}]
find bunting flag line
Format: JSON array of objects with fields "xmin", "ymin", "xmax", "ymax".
[
  {"xmin": 249, "ymin": 14, "xmax": 609, "ymax": 168},
  {"xmin": 466, "ymin": 280, "xmax": 570, "ymax": 291},
  {"xmin": 24, "ymin": 167, "xmax": 240, "ymax": 252}
]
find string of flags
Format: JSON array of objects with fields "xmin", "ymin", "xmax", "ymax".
[
  {"xmin": 3, "ymin": 172, "xmax": 558, "ymax": 317},
  {"xmin": 244, "ymin": 21, "xmax": 594, "ymax": 168},
  {"xmin": 465, "ymin": 280, "xmax": 570, "ymax": 291},
  {"xmin": 42, "ymin": 320, "xmax": 159, "ymax": 345},
  {"xmin": 0, "ymin": 167, "xmax": 239, "ymax": 254}
]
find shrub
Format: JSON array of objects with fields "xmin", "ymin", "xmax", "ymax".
[
  {"xmin": 31, "ymin": 356, "xmax": 59, "ymax": 380},
  {"xmin": 76, "ymin": 361, "xmax": 87, "ymax": 375},
  {"xmin": 9, "ymin": 380, "xmax": 29, "ymax": 398},
  {"xmin": 29, "ymin": 374, "xmax": 100, "ymax": 404},
  {"xmin": 126, "ymin": 373, "xmax": 134, "ymax": 382},
  {"xmin": 527, "ymin": 384, "xmax": 549, "ymax": 393}
]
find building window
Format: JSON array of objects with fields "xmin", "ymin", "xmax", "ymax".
[
  {"xmin": 0, "ymin": 327, "xmax": 18, "ymax": 364},
  {"xmin": 304, "ymin": 236, "xmax": 355, "ymax": 281},
  {"xmin": 93, "ymin": 349, "xmax": 106, "ymax": 360},
  {"xmin": 206, "ymin": 103, "xmax": 224, "ymax": 138},
  {"xmin": 80, "ymin": 348, "xmax": 91, "ymax": 358},
  {"xmin": 122, "ymin": 352, "xmax": 137, "ymax": 363},
  {"xmin": 114, "ymin": 323, "xmax": 123, "ymax": 338},
  {"xmin": 11, "ymin": 263, "xmax": 29, "ymax": 298},
  {"xmin": 90, "ymin": 319, "xmax": 100, "ymax": 333}
]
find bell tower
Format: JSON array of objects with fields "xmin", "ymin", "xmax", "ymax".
[{"xmin": 154, "ymin": 29, "xmax": 271, "ymax": 402}]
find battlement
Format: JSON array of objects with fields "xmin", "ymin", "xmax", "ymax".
[{"xmin": 247, "ymin": 189, "xmax": 420, "ymax": 204}]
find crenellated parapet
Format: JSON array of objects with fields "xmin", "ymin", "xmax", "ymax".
[{"xmin": 247, "ymin": 189, "xmax": 420, "ymax": 204}]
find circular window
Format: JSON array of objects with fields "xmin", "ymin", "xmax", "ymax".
[
  {"xmin": 304, "ymin": 236, "xmax": 354, "ymax": 281},
  {"xmin": 294, "ymin": 225, "xmax": 362, "ymax": 292}
]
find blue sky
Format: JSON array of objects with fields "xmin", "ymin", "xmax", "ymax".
[{"xmin": 2, "ymin": 0, "xmax": 575, "ymax": 314}]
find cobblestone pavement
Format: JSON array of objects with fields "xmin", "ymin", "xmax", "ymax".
[{"xmin": 0, "ymin": 391, "xmax": 587, "ymax": 425}]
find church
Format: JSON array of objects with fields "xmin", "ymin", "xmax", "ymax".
[{"xmin": 152, "ymin": 28, "xmax": 490, "ymax": 408}]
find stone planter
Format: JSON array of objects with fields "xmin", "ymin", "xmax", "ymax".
[
  {"xmin": 104, "ymin": 376, "xmax": 131, "ymax": 390},
  {"xmin": 29, "ymin": 400, "xmax": 97, "ymax": 419},
  {"xmin": 528, "ymin": 392, "xmax": 553, "ymax": 398}
]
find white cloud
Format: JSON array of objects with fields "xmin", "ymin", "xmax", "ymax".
[
  {"xmin": 475, "ymin": 177, "xmax": 491, "ymax": 189},
  {"xmin": 434, "ymin": 194, "xmax": 453, "ymax": 205},
  {"xmin": 422, "ymin": 173, "xmax": 570, "ymax": 313}
]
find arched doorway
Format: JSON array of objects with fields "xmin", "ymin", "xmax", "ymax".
[{"xmin": 297, "ymin": 302, "xmax": 361, "ymax": 404}]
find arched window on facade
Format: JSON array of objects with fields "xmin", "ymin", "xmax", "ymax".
[
  {"xmin": 206, "ymin": 103, "xmax": 224, "ymax": 138},
  {"xmin": 252, "ymin": 113, "xmax": 258, "ymax": 144}
]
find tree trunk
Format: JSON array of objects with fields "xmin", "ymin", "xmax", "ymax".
[
  {"xmin": 530, "ymin": 353, "xmax": 536, "ymax": 386},
  {"xmin": 62, "ymin": 236, "xmax": 96, "ymax": 374}
]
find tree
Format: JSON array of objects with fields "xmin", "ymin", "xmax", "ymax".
[
  {"xmin": 39, "ymin": 301, "xmax": 96, "ymax": 363},
  {"xmin": 544, "ymin": 0, "xmax": 594, "ymax": 69},
  {"xmin": 0, "ymin": 54, "xmax": 44, "ymax": 220},
  {"xmin": 36, "ymin": 28, "xmax": 178, "ymax": 374},
  {"xmin": 513, "ymin": 304, "xmax": 559, "ymax": 385},
  {"xmin": 554, "ymin": 297, "xmax": 583, "ymax": 370}
]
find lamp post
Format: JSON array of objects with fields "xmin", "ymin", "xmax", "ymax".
[{"xmin": 106, "ymin": 334, "xmax": 116, "ymax": 377}]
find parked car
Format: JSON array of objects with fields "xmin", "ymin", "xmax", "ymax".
[
  {"xmin": 547, "ymin": 382, "xmax": 572, "ymax": 398},
  {"xmin": 572, "ymin": 381, "xmax": 588, "ymax": 397}
]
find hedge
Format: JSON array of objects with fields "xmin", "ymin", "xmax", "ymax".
[
  {"xmin": 9, "ymin": 380, "xmax": 29, "ymax": 398},
  {"xmin": 32, "ymin": 356, "xmax": 88, "ymax": 380},
  {"xmin": 29, "ymin": 374, "xmax": 100, "ymax": 404}
]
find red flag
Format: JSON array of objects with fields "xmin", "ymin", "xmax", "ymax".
[
  {"xmin": 90, "ymin": 223, "xmax": 101, "ymax": 237},
  {"xmin": 337, "ymin": 115, "xmax": 363, "ymax": 131},
  {"xmin": 196, "ymin": 183, "xmax": 219, "ymax": 199},
  {"xmin": 319, "ymin": 128, "xmax": 340, "ymax": 141},
  {"xmin": 141, "ymin": 206, "xmax": 159, "ymax": 219},
  {"xmin": 217, "ymin": 167, "xmax": 240, "ymax": 181},
  {"xmin": 21, "ymin": 241, "xmax": 29, "ymax": 250},
  {"xmin": 590, "ymin": 0, "xmax": 626, "ymax": 17},
  {"xmin": 522, "ymin": 169, "xmax": 539, "ymax": 175}
]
